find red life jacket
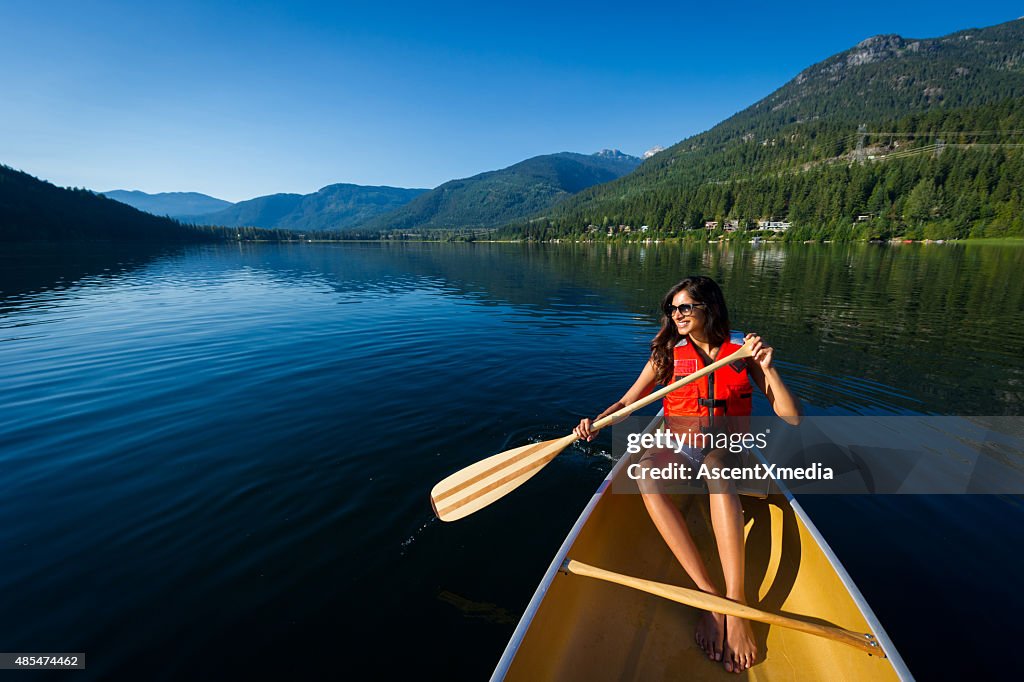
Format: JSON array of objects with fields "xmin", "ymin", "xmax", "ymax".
[{"xmin": 663, "ymin": 339, "xmax": 752, "ymax": 433}]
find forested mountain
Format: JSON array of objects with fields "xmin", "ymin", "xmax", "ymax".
[
  {"xmin": 189, "ymin": 183, "xmax": 427, "ymax": 231},
  {"xmin": 0, "ymin": 165, "xmax": 223, "ymax": 241},
  {"xmin": 103, "ymin": 190, "xmax": 234, "ymax": 219},
  {"xmin": 365, "ymin": 150, "xmax": 642, "ymax": 231},
  {"xmin": 511, "ymin": 18, "xmax": 1024, "ymax": 240}
]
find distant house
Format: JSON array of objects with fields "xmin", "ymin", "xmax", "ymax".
[
  {"xmin": 757, "ymin": 219, "xmax": 790, "ymax": 232},
  {"xmin": 856, "ymin": 214, "xmax": 875, "ymax": 222},
  {"xmin": 704, "ymin": 221, "xmax": 719, "ymax": 230},
  {"xmin": 723, "ymin": 219, "xmax": 740, "ymax": 232},
  {"xmin": 640, "ymin": 225, "xmax": 649, "ymax": 233}
]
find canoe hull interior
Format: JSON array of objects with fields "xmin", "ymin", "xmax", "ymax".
[{"xmin": 499, "ymin": 480, "xmax": 902, "ymax": 681}]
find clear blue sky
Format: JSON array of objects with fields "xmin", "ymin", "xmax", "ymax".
[{"xmin": 1, "ymin": 1, "xmax": 1020, "ymax": 202}]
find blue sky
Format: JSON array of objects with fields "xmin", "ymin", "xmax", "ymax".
[{"xmin": 1, "ymin": 1, "xmax": 1020, "ymax": 202}]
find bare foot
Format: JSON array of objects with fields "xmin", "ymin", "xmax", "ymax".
[
  {"xmin": 723, "ymin": 614, "xmax": 758, "ymax": 673},
  {"xmin": 694, "ymin": 610, "xmax": 724, "ymax": 661}
]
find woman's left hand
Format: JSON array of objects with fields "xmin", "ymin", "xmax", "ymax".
[{"xmin": 744, "ymin": 333, "xmax": 775, "ymax": 372}]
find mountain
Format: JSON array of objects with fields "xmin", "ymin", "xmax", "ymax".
[
  {"xmin": 190, "ymin": 183, "xmax": 428, "ymax": 232},
  {"xmin": 103, "ymin": 190, "xmax": 233, "ymax": 219},
  {"xmin": 366, "ymin": 150, "xmax": 642, "ymax": 231},
  {"xmin": 517, "ymin": 18, "xmax": 1024, "ymax": 240},
  {"xmin": 0, "ymin": 165, "xmax": 222, "ymax": 241},
  {"xmin": 593, "ymin": 148, "xmax": 642, "ymax": 166},
  {"xmin": 190, "ymin": 192, "xmax": 303, "ymax": 228}
]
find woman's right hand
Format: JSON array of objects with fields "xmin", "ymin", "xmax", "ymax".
[{"xmin": 574, "ymin": 418, "xmax": 599, "ymax": 442}]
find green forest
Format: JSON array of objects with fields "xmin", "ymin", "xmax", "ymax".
[
  {"xmin": 0, "ymin": 165, "xmax": 298, "ymax": 242},
  {"xmin": 500, "ymin": 21, "xmax": 1024, "ymax": 242},
  {"xmin": 502, "ymin": 100, "xmax": 1024, "ymax": 242}
]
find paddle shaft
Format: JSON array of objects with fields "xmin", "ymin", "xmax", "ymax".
[
  {"xmin": 563, "ymin": 559, "xmax": 885, "ymax": 657},
  {"xmin": 591, "ymin": 339, "xmax": 755, "ymax": 431},
  {"xmin": 431, "ymin": 338, "xmax": 756, "ymax": 521}
]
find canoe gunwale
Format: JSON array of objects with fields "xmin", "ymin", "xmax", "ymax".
[
  {"xmin": 489, "ymin": 411, "xmax": 664, "ymax": 681},
  {"xmin": 761, "ymin": 456, "xmax": 913, "ymax": 679}
]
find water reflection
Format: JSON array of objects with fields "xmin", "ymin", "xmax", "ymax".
[{"xmin": 324, "ymin": 242, "xmax": 1020, "ymax": 415}]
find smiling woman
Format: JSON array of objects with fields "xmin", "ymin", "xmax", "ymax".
[{"xmin": 573, "ymin": 276, "xmax": 802, "ymax": 674}]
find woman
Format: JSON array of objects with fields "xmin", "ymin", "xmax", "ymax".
[{"xmin": 574, "ymin": 276, "xmax": 801, "ymax": 674}]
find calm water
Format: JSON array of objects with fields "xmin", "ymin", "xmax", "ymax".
[{"xmin": 1, "ymin": 241, "xmax": 1022, "ymax": 680}]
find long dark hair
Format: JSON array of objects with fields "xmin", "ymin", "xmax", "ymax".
[{"xmin": 650, "ymin": 276, "xmax": 731, "ymax": 385}]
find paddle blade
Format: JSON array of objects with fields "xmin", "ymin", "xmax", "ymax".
[{"xmin": 431, "ymin": 434, "xmax": 577, "ymax": 522}]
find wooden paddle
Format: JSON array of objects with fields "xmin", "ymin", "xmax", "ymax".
[
  {"xmin": 563, "ymin": 559, "xmax": 886, "ymax": 657},
  {"xmin": 430, "ymin": 337, "xmax": 757, "ymax": 522}
]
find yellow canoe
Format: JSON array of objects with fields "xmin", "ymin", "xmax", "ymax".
[{"xmin": 492, "ymin": 418, "xmax": 911, "ymax": 681}]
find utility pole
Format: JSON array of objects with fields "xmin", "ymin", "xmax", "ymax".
[{"xmin": 855, "ymin": 123, "xmax": 867, "ymax": 163}]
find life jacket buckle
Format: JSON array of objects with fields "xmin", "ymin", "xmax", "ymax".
[{"xmin": 698, "ymin": 397, "xmax": 728, "ymax": 410}]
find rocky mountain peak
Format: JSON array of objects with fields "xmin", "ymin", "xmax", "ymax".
[{"xmin": 847, "ymin": 34, "xmax": 907, "ymax": 66}]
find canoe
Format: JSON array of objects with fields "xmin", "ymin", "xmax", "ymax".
[{"xmin": 491, "ymin": 413, "xmax": 911, "ymax": 681}]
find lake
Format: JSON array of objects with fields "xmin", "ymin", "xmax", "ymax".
[{"xmin": 1, "ymin": 241, "xmax": 1021, "ymax": 680}]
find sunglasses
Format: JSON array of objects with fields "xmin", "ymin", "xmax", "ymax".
[{"xmin": 665, "ymin": 302, "xmax": 706, "ymax": 316}]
